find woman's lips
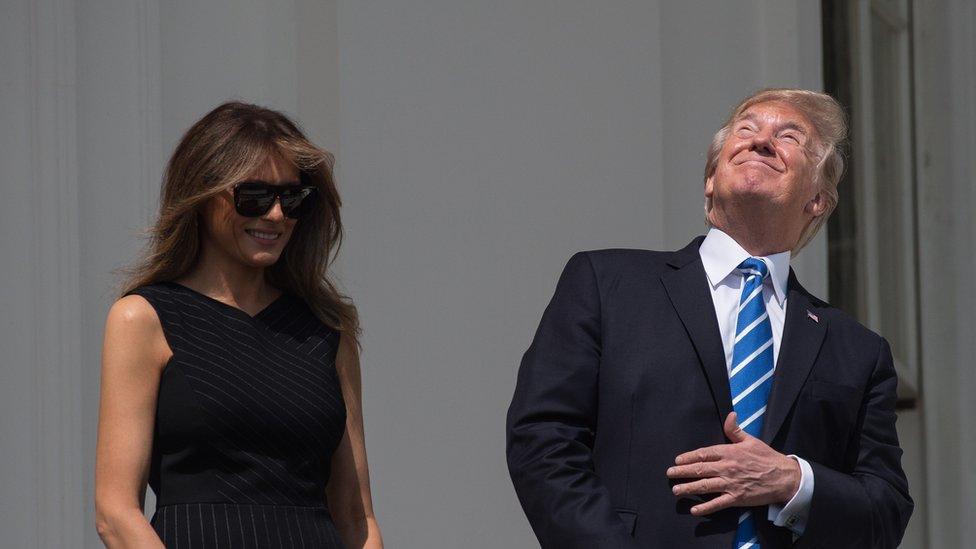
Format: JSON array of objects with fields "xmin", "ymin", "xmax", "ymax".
[{"xmin": 245, "ymin": 228, "xmax": 281, "ymax": 245}]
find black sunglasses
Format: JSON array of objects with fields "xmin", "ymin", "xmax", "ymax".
[{"xmin": 232, "ymin": 181, "xmax": 317, "ymax": 219}]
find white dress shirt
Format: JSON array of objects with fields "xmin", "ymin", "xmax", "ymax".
[{"xmin": 698, "ymin": 228, "xmax": 813, "ymax": 536}]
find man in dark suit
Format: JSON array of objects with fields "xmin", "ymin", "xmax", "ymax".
[{"xmin": 506, "ymin": 89, "xmax": 913, "ymax": 548}]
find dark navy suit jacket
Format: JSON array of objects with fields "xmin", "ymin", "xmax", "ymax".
[{"xmin": 506, "ymin": 238, "xmax": 913, "ymax": 548}]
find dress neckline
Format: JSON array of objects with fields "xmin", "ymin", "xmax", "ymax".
[{"xmin": 165, "ymin": 281, "xmax": 288, "ymax": 320}]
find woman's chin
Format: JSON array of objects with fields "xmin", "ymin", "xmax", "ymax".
[
  {"xmin": 241, "ymin": 251, "xmax": 283, "ymax": 267},
  {"xmin": 236, "ymin": 238, "xmax": 288, "ymax": 267}
]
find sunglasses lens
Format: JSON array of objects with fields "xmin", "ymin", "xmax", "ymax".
[
  {"xmin": 279, "ymin": 187, "xmax": 315, "ymax": 219},
  {"xmin": 235, "ymin": 184, "xmax": 275, "ymax": 217}
]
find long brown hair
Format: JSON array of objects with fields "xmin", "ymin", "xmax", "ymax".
[{"xmin": 121, "ymin": 101, "xmax": 359, "ymax": 340}]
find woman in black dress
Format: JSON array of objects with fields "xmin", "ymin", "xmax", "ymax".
[{"xmin": 94, "ymin": 102, "xmax": 383, "ymax": 548}]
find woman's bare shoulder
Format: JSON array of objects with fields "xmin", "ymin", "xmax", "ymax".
[
  {"xmin": 107, "ymin": 294, "xmax": 161, "ymax": 331},
  {"xmin": 103, "ymin": 294, "xmax": 171, "ymax": 369}
]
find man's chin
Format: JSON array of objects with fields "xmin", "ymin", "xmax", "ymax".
[
  {"xmin": 734, "ymin": 169, "xmax": 780, "ymax": 188},
  {"xmin": 721, "ymin": 185, "xmax": 779, "ymax": 205}
]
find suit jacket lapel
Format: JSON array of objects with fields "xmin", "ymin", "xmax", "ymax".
[
  {"xmin": 661, "ymin": 237, "xmax": 733, "ymax": 423},
  {"xmin": 761, "ymin": 270, "xmax": 827, "ymax": 444}
]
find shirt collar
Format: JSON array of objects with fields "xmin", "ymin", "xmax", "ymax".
[{"xmin": 699, "ymin": 227, "xmax": 791, "ymax": 305}]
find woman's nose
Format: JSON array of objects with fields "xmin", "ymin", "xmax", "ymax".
[{"xmin": 262, "ymin": 197, "xmax": 286, "ymax": 221}]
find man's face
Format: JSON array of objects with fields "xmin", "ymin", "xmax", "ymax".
[{"xmin": 706, "ymin": 101, "xmax": 825, "ymax": 228}]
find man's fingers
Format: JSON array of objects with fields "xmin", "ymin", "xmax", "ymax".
[
  {"xmin": 724, "ymin": 412, "xmax": 749, "ymax": 443},
  {"xmin": 674, "ymin": 414, "xmax": 753, "ymax": 466},
  {"xmin": 666, "ymin": 462, "xmax": 723, "ymax": 479},
  {"xmin": 691, "ymin": 493, "xmax": 738, "ymax": 516},
  {"xmin": 674, "ymin": 445, "xmax": 725, "ymax": 465},
  {"xmin": 671, "ymin": 477, "xmax": 726, "ymax": 497}
]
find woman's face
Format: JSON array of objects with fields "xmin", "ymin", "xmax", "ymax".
[{"xmin": 201, "ymin": 155, "xmax": 301, "ymax": 269}]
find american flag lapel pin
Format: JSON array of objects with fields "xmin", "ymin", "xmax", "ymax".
[{"xmin": 807, "ymin": 310, "xmax": 819, "ymax": 323}]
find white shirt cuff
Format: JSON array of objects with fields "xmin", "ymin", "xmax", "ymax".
[{"xmin": 767, "ymin": 455, "xmax": 813, "ymax": 535}]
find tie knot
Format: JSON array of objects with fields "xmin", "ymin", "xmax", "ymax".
[{"xmin": 737, "ymin": 257, "xmax": 769, "ymax": 281}]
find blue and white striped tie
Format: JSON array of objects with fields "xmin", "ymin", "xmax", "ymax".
[{"xmin": 731, "ymin": 258, "xmax": 775, "ymax": 549}]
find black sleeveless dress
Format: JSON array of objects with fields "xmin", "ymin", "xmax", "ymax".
[{"xmin": 127, "ymin": 282, "xmax": 348, "ymax": 548}]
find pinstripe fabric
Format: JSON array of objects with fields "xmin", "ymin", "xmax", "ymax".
[
  {"xmin": 151, "ymin": 504, "xmax": 345, "ymax": 549},
  {"xmin": 129, "ymin": 282, "xmax": 347, "ymax": 548}
]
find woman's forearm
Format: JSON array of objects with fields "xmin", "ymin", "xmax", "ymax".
[
  {"xmin": 95, "ymin": 505, "xmax": 165, "ymax": 548},
  {"xmin": 335, "ymin": 514, "xmax": 383, "ymax": 549}
]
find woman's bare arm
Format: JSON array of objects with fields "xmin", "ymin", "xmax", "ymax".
[
  {"xmin": 327, "ymin": 333, "xmax": 384, "ymax": 548},
  {"xmin": 94, "ymin": 295, "xmax": 170, "ymax": 548}
]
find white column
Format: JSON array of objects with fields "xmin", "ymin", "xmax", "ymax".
[
  {"xmin": 0, "ymin": 0, "xmax": 85, "ymax": 545},
  {"xmin": 915, "ymin": 1, "xmax": 976, "ymax": 546},
  {"xmin": 75, "ymin": 1, "xmax": 163, "ymax": 545}
]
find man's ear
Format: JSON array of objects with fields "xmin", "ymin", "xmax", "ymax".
[
  {"xmin": 704, "ymin": 175, "xmax": 714, "ymax": 199},
  {"xmin": 805, "ymin": 190, "xmax": 827, "ymax": 217}
]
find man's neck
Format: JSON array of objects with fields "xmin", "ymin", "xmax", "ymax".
[{"xmin": 709, "ymin": 212, "xmax": 797, "ymax": 257}]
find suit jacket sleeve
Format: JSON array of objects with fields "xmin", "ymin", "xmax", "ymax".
[
  {"xmin": 506, "ymin": 252, "xmax": 638, "ymax": 549},
  {"xmin": 796, "ymin": 337, "xmax": 914, "ymax": 548}
]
